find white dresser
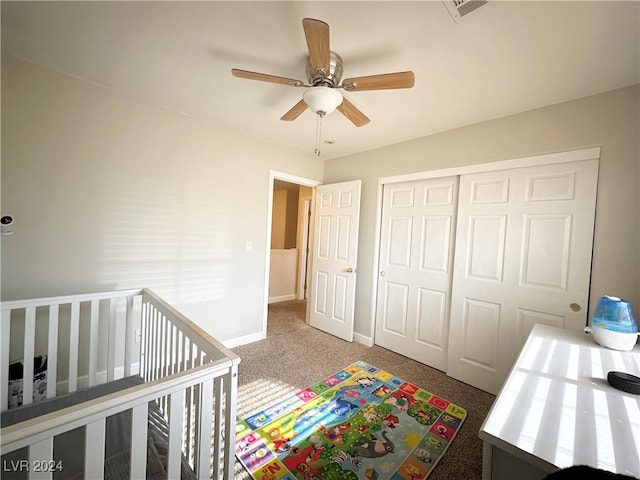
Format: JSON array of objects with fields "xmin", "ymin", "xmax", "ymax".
[{"xmin": 479, "ymin": 324, "xmax": 640, "ymax": 479}]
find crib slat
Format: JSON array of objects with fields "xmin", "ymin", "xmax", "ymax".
[
  {"xmin": 183, "ymin": 339, "xmax": 194, "ymax": 452},
  {"xmin": 197, "ymin": 378, "xmax": 214, "ymax": 479},
  {"xmin": 159, "ymin": 313, "xmax": 166, "ymax": 380},
  {"xmin": 152, "ymin": 307, "xmax": 160, "ymax": 381},
  {"xmin": 124, "ymin": 296, "xmax": 134, "ymax": 377},
  {"xmin": 167, "ymin": 389, "xmax": 185, "ymax": 479},
  {"xmin": 222, "ymin": 364, "xmax": 239, "ymax": 480},
  {"xmin": 185, "ymin": 384, "xmax": 194, "ymax": 462},
  {"xmin": 148, "ymin": 305, "xmax": 154, "ymax": 380},
  {"xmin": 107, "ymin": 298, "xmax": 117, "ymax": 382},
  {"xmin": 167, "ymin": 323, "xmax": 175, "ymax": 376},
  {"xmin": 23, "ymin": 307, "xmax": 36, "ymax": 406},
  {"xmin": 182, "ymin": 334, "xmax": 189, "ymax": 373},
  {"xmin": 1, "ymin": 310, "xmax": 10, "ymax": 410},
  {"xmin": 68, "ymin": 302, "xmax": 80, "ymax": 393},
  {"xmin": 85, "ymin": 419, "xmax": 106, "ymax": 478},
  {"xmin": 160, "ymin": 311, "xmax": 166, "ymax": 376},
  {"xmin": 152, "ymin": 306, "xmax": 160, "ymax": 381},
  {"xmin": 46, "ymin": 305, "xmax": 59, "ymax": 399},
  {"xmin": 175, "ymin": 329, "xmax": 183, "ymax": 375},
  {"xmin": 213, "ymin": 376, "xmax": 224, "ymax": 479},
  {"xmin": 143, "ymin": 303, "xmax": 151, "ymax": 381},
  {"xmin": 175, "ymin": 327, "xmax": 182, "ymax": 375},
  {"xmin": 155, "ymin": 307, "xmax": 162, "ymax": 381},
  {"xmin": 29, "ymin": 436, "xmax": 53, "ymax": 480},
  {"xmin": 130, "ymin": 403, "xmax": 149, "ymax": 479},
  {"xmin": 158, "ymin": 314, "xmax": 167, "ymax": 415},
  {"xmin": 88, "ymin": 300, "xmax": 99, "ymax": 387},
  {"xmin": 142, "ymin": 302, "xmax": 151, "ymax": 381},
  {"xmin": 162, "ymin": 313, "xmax": 169, "ymax": 379},
  {"xmin": 193, "ymin": 383, "xmax": 202, "ymax": 466}
]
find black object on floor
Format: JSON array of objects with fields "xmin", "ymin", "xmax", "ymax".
[{"xmin": 607, "ymin": 371, "xmax": 640, "ymax": 395}]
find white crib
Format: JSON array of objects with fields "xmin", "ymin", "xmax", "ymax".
[{"xmin": 1, "ymin": 288, "xmax": 240, "ymax": 479}]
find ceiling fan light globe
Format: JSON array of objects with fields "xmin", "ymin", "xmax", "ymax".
[{"xmin": 303, "ymin": 87, "xmax": 343, "ymax": 116}]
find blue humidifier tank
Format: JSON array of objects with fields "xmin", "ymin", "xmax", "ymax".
[{"xmin": 589, "ymin": 296, "xmax": 639, "ymax": 351}]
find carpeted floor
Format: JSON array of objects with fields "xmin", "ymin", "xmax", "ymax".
[{"xmin": 232, "ymin": 300, "xmax": 496, "ymax": 480}]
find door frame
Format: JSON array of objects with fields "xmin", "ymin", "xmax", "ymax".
[
  {"xmin": 297, "ymin": 197, "xmax": 312, "ymax": 300},
  {"xmin": 263, "ymin": 170, "xmax": 322, "ymax": 339},
  {"xmin": 368, "ymin": 147, "xmax": 601, "ymax": 346}
]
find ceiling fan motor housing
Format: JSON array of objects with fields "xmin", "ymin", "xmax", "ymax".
[{"xmin": 306, "ymin": 51, "xmax": 343, "ymax": 87}]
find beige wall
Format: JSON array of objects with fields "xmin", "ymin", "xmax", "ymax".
[
  {"xmin": 324, "ymin": 85, "xmax": 640, "ymax": 339},
  {"xmin": 1, "ymin": 55, "xmax": 324, "ymax": 344},
  {"xmin": 271, "ymin": 190, "xmax": 287, "ymax": 249},
  {"xmin": 271, "ymin": 188, "xmax": 300, "ymax": 249},
  {"xmin": 268, "ymin": 249, "xmax": 298, "ymax": 302},
  {"xmin": 3, "ymin": 53, "xmax": 638, "ymax": 348},
  {"xmin": 284, "ymin": 189, "xmax": 299, "ymax": 249}
]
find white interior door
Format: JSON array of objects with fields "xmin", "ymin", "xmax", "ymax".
[
  {"xmin": 309, "ymin": 180, "xmax": 361, "ymax": 341},
  {"xmin": 375, "ymin": 177, "xmax": 458, "ymax": 371},
  {"xmin": 446, "ymin": 159, "xmax": 599, "ymax": 394}
]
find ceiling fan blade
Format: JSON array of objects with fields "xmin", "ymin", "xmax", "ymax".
[
  {"xmin": 281, "ymin": 99, "xmax": 308, "ymax": 121},
  {"xmin": 342, "ymin": 71, "xmax": 415, "ymax": 91},
  {"xmin": 232, "ymin": 68, "xmax": 304, "ymax": 86},
  {"xmin": 337, "ymin": 97, "xmax": 370, "ymax": 127},
  {"xmin": 302, "ymin": 18, "xmax": 330, "ymax": 75}
]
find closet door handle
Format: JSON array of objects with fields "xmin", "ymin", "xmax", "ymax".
[
  {"xmin": 380, "ymin": 271, "xmax": 386, "ymax": 277},
  {"xmin": 346, "ymin": 267, "xmax": 354, "ymax": 273}
]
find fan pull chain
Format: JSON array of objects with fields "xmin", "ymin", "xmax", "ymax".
[{"xmin": 315, "ymin": 113, "xmax": 324, "ymax": 157}]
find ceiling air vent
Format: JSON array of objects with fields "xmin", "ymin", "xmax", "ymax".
[{"xmin": 443, "ymin": 0, "xmax": 488, "ymax": 23}]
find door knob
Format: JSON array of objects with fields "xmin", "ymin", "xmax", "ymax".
[
  {"xmin": 346, "ymin": 267, "xmax": 354, "ymax": 273},
  {"xmin": 570, "ymin": 303, "xmax": 582, "ymax": 312},
  {"xmin": 380, "ymin": 271, "xmax": 386, "ymax": 277}
]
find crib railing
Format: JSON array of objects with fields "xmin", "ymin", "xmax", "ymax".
[
  {"xmin": 1, "ymin": 288, "xmax": 240, "ymax": 480},
  {"xmin": 141, "ymin": 289, "xmax": 240, "ymax": 478},
  {"xmin": 1, "ymin": 288, "xmax": 145, "ymax": 408}
]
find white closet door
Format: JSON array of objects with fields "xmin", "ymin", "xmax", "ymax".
[
  {"xmin": 447, "ymin": 159, "xmax": 599, "ymax": 394},
  {"xmin": 375, "ymin": 177, "xmax": 458, "ymax": 371}
]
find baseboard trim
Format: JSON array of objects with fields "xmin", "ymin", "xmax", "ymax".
[
  {"xmin": 222, "ymin": 329, "xmax": 371, "ymax": 349},
  {"xmin": 354, "ymin": 332, "xmax": 374, "ymax": 347},
  {"xmin": 222, "ymin": 331, "xmax": 265, "ymax": 349},
  {"xmin": 268, "ymin": 294, "xmax": 297, "ymax": 304}
]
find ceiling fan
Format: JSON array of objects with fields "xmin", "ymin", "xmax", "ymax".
[{"xmin": 231, "ymin": 18, "xmax": 415, "ymax": 128}]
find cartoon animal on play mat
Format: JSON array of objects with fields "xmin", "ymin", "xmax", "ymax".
[
  {"xmin": 330, "ymin": 449, "xmax": 363, "ymax": 472},
  {"xmin": 356, "ymin": 376, "xmax": 376, "ymax": 388},
  {"xmin": 352, "ymin": 430, "xmax": 395, "ymax": 458},
  {"xmin": 330, "ymin": 396, "xmax": 359, "ymax": 417},
  {"xmin": 282, "ymin": 443, "xmax": 324, "ymax": 479}
]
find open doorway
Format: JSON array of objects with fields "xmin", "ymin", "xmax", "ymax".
[
  {"xmin": 264, "ymin": 171, "xmax": 321, "ymax": 337},
  {"xmin": 268, "ymin": 179, "xmax": 313, "ymax": 303}
]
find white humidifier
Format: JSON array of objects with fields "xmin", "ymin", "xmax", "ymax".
[{"xmin": 588, "ymin": 296, "xmax": 639, "ymax": 351}]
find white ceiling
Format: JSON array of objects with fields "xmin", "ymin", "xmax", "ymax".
[{"xmin": 2, "ymin": 1, "xmax": 639, "ymax": 160}]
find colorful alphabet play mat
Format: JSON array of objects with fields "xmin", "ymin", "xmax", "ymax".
[{"xmin": 235, "ymin": 361, "xmax": 467, "ymax": 480}]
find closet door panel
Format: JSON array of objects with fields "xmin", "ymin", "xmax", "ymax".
[
  {"xmin": 420, "ymin": 216, "xmax": 452, "ymax": 272},
  {"xmin": 380, "ymin": 281, "xmax": 410, "ymax": 336},
  {"xmin": 447, "ymin": 159, "xmax": 598, "ymax": 394},
  {"xmin": 416, "ymin": 288, "xmax": 448, "ymax": 348},
  {"xmin": 466, "ymin": 215, "xmax": 507, "ymax": 282},
  {"xmin": 375, "ymin": 177, "xmax": 458, "ymax": 371},
  {"xmin": 460, "ymin": 297, "xmax": 501, "ymax": 371}
]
